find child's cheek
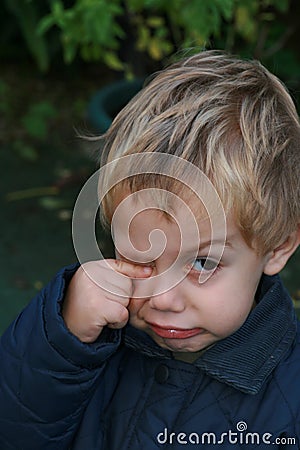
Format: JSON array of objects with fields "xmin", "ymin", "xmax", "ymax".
[{"xmin": 210, "ymin": 306, "xmax": 253, "ymax": 339}]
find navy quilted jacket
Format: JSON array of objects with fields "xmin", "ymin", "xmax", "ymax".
[{"xmin": 0, "ymin": 265, "xmax": 300, "ymax": 449}]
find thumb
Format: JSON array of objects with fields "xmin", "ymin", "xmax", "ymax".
[{"xmin": 108, "ymin": 259, "xmax": 153, "ymax": 279}]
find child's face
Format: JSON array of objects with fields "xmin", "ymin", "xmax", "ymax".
[{"xmin": 113, "ymin": 195, "xmax": 270, "ymax": 353}]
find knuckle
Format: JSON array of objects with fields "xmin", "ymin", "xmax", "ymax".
[{"xmin": 114, "ymin": 302, "xmax": 128, "ymax": 321}]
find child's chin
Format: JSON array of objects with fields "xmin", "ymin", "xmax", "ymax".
[{"xmin": 152, "ymin": 335, "xmax": 204, "ymax": 353}]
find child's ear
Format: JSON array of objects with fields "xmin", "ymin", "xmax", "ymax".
[{"xmin": 263, "ymin": 226, "xmax": 300, "ymax": 276}]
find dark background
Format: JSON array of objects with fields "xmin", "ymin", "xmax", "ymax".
[{"xmin": 1, "ymin": 0, "xmax": 300, "ymax": 333}]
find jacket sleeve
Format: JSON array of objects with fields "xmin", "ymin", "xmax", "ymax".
[{"xmin": 0, "ymin": 265, "xmax": 122, "ymax": 450}]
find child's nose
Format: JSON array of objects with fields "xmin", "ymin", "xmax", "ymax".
[
  {"xmin": 131, "ymin": 261, "xmax": 186, "ymax": 309},
  {"xmin": 148, "ymin": 285, "xmax": 185, "ymax": 312}
]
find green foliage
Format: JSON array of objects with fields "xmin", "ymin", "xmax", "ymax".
[
  {"xmin": 3, "ymin": 0, "xmax": 50, "ymax": 72},
  {"xmin": 1, "ymin": 77, "xmax": 57, "ymax": 162},
  {"xmin": 21, "ymin": 102, "xmax": 57, "ymax": 140},
  {"xmin": 2, "ymin": 0, "xmax": 299, "ymax": 79},
  {"xmin": 38, "ymin": 0, "xmax": 125, "ymax": 68},
  {"xmin": 12, "ymin": 140, "xmax": 40, "ymax": 162},
  {"xmin": 174, "ymin": 0, "xmax": 235, "ymax": 45},
  {"xmin": 10, "ymin": 101, "xmax": 57, "ymax": 162}
]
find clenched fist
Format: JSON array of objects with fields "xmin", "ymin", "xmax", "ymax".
[{"xmin": 62, "ymin": 259, "xmax": 152, "ymax": 343}]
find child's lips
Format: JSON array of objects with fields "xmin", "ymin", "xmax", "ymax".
[{"xmin": 148, "ymin": 322, "xmax": 203, "ymax": 339}]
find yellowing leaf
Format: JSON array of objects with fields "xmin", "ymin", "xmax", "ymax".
[
  {"xmin": 235, "ymin": 6, "xmax": 257, "ymax": 41},
  {"xmin": 103, "ymin": 52, "xmax": 124, "ymax": 71},
  {"xmin": 148, "ymin": 38, "xmax": 163, "ymax": 60},
  {"xmin": 146, "ymin": 16, "xmax": 164, "ymax": 28}
]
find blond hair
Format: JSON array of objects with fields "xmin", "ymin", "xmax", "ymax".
[{"xmin": 98, "ymin": 50, "xmax": 300, "ymax": 255}]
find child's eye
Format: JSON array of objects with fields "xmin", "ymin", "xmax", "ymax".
[{"xmin": 190, "ymin": 257, "xmax": 219, "ymax": 273}]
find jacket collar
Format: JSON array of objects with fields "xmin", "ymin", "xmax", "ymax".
[{"xmin": 124, "ymin": 274, "xmax": 297, "ymax": 394}]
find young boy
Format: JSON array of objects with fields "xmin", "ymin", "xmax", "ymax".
[{"xmin": 1, "ymin": 50, "xmax": 300, "ymax": 449}]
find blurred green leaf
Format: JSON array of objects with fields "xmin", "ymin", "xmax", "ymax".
[
  {"xmin": 12, "ymin": 140, "xmax": 39, "ymax": 162},
  {"xmin": 39, "ymin": 196, "xmax": 68, "ymax": 210},
  {"xmin": 103, "ymin": 52, "xmax": 125, "ymax": 71},
  {"xmin": 21, "ymin": 102, "xmax": 57, "ymax": 140}
]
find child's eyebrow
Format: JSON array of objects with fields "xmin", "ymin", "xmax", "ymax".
[{"xmin": 198, "ymin": 238, "xmax": 234, "ymax": 251}]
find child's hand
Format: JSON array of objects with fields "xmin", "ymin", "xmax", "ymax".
[{"xmin": 62, "ymin": 259, "xmax": 152, "ymax": 343}]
